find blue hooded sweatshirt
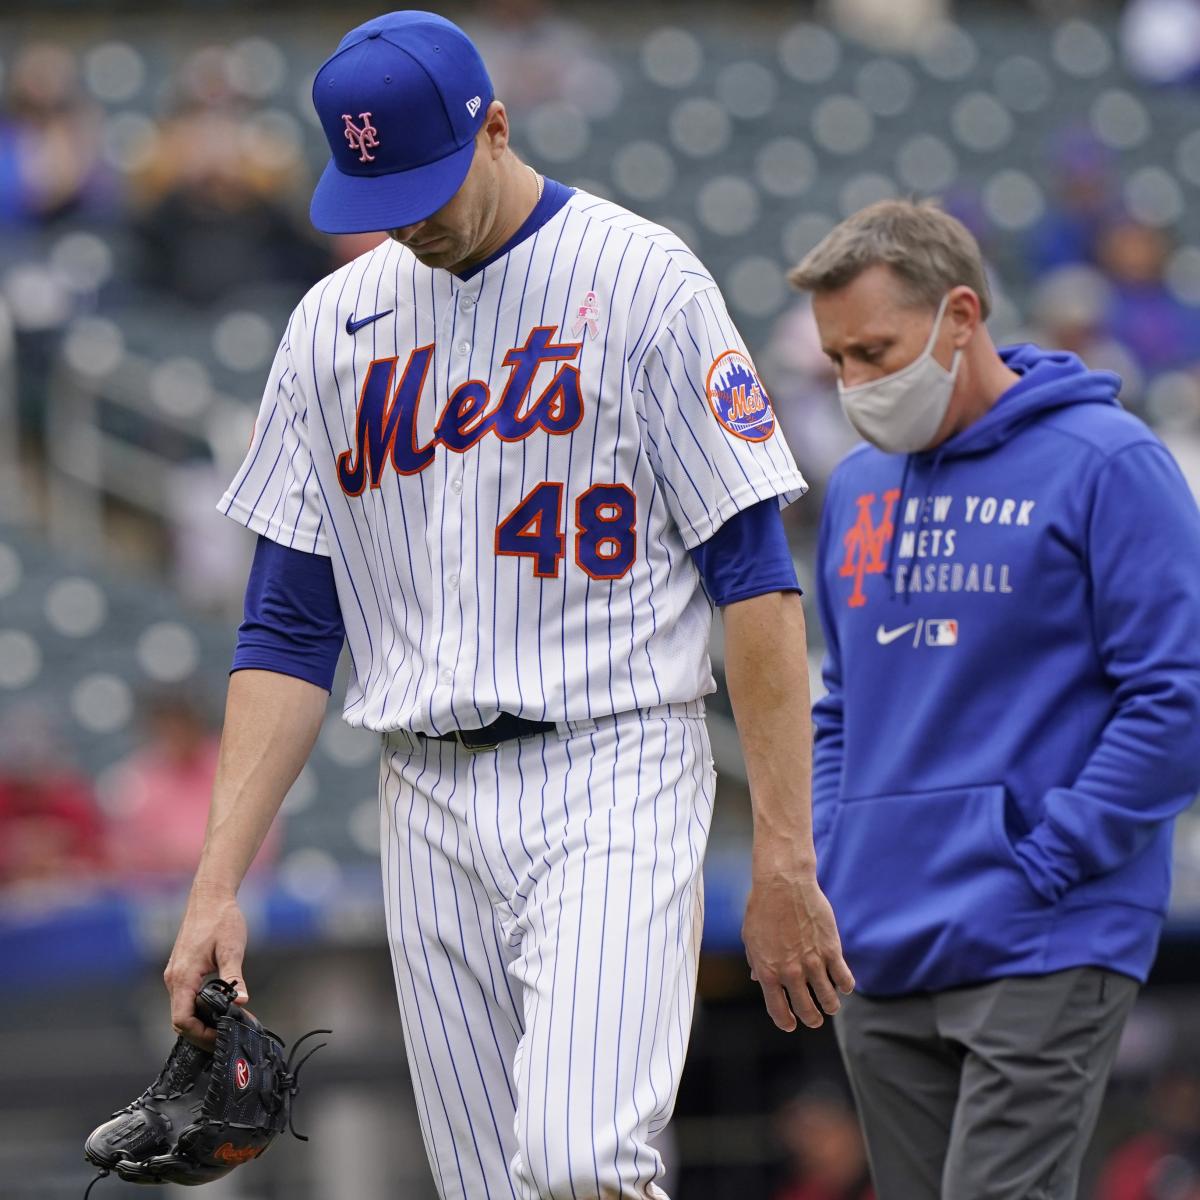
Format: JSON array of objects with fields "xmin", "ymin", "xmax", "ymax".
[{"xmin": 813, "ymin": 344, "xmax": 1200, "ymax": 996}]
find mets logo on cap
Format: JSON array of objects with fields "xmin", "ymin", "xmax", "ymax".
[{"xmin": 706, "ymin": 350, "xmax": 776, "ymax": 441}]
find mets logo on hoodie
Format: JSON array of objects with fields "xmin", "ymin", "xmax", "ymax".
[
  {"xmin": 840, "ymin": 488, "xmax": 901, "ymax": 607},
  {"xmin": 706, "ymin": 351, "xmax": 776, "ymax": 441}
]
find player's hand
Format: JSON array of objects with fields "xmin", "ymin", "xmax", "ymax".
[
  {"xmin": 163, "ymin": 884, "xmax": 249, "ymax": 1049},
  {"xmin": 742, "ymin": 860, "xmax": 854, "ymax": 1032}
]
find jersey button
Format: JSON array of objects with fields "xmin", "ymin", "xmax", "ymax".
[
  {"xmin": 450, "ymin": 479, "xmax": 463, "ymax": 495},
  {"xmin": 456, "ymin": 340, "xmax": 471, "ymax": 356},
  {"xmin": 446, "ymin": 573, "xmax": 458, "ymax": 589},
  {"xmin": 460, "ymin": 294, "xmax": 476, "ymax": 311},
  {"xmin": 440, "ymin": 669, "xmax": 452, "ymax": 684}
]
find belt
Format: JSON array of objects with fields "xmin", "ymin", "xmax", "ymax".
[{"xmin": 432, "ymin": 713, "xmax": 556, "ymax": 753}]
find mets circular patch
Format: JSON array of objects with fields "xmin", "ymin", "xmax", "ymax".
[{"xmin": 706, "ymin": 350, "xmax": 776, "ymax": 442}]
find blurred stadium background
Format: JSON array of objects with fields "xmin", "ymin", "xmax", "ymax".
[{"xmin": 3, "ymin": 0, "xmax": 1200, "ymax": 1196}]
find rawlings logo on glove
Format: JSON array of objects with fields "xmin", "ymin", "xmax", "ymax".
[
  {"xmin": 213, "ymin": 1141, "xmax": 265, "ymax": 1164},
  {"xmin": 82, "ymin": 979, "xmax": 328, "ymax": 1196}
]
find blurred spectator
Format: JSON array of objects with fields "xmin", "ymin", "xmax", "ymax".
[
  {"xmin": 101, "ymin": 690, "xmax": 277, "ymax": 882},
  {"xmin": 0, "ymin": 704, "xmax": 106, "ymax": 895},
  {"xmin": 773, "ymin": 1080, "xmax": 875, "ymax": 1200},
  {"xmin": 1029, "ymin": 264, "xmax": 1144, "ymax": 405},
  {"xmin": 1097, "ymin": 219, "xmax": 1200, "ymax": 384},
  {"xmin": 130, "ymin": 47, "xmax": 327, "ymax": 308},
  {"xmin": 1095, "ymin": 1066, "xmax": 1200, "ymax": 1200},
  {"xmin": 0, "ymin": 42, "xmax": 115, "ymax": 228},
  {"xmin": 1026, "ymin": 130, "xmax": 1114, "ymax": 278},
  {"xmin": 132, "ymin": 104, "xmax": 327, "ymax": 307}
]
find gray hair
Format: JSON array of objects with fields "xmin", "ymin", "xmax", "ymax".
[{"xmin": 788, "ymin": 199, "xmax": 992, "ymax": 320}]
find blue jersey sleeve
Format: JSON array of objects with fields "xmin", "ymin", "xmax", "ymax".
[
  {"xmin": 689, "ymin": 499, "xmax": 801, "ymax": 607},
  {"xmin": 232, "ymin": 535, "xmax": 346, "ymax": 692}
]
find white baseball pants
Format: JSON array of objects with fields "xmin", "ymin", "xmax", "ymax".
[{"xmin": 377, "ymin": 701, "xmax": 715, "ymax": 1200}]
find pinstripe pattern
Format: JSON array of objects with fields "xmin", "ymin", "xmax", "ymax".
[
  {"xmin": 379, "ymin": 705, "xmax": 714, "ymax": 1200},
  {"xmin": 219, "ymin": 190, "xmax": 807, "ymax": 736},
  {"xmin": 219, "ymin": 185, "xmax": 805, "ymax": 1198}
]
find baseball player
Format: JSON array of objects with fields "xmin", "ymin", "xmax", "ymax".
[{"xmin": 164, "ymin": 12, "xmax": 852, "ymax": 1198}]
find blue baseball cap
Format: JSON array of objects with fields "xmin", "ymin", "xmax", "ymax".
[{"xmin": 309, "ymin": 11, "xmax": 494, "ymax": 234}]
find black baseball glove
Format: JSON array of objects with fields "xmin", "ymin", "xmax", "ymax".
[{"xmin": 83, "ymin": 978, "xmax": 327, "ymax": 1194}]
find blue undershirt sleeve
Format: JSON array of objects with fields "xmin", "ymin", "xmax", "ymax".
[
  {"xmin": 232, "ymin": 535, "xmax": 346, "ymax": 692},
  {"xmin": 689, "ymin": 499, "xmax": 802, "ymax": 607}
]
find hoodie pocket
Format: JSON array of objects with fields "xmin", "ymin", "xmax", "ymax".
[{"xmin": 819, "ymin": 785, "xmax": 1051, "ymax": 991}]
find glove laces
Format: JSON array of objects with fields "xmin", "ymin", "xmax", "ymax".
[
  {"xmin": 83, "ymin": 1170, "xmax": 108, "ymax": 1200},
  {"xmin": 282, "ymin": 1028, "xmax": 332, "ymax": 1141}
]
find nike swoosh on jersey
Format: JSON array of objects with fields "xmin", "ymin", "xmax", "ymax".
[
  {"xmin": 345, "ymin": 309, "xmax": 394, "ymax": 335},
  {"xmin": 875, "ymin": 622, "xmax": 916, "ymax": 645}
]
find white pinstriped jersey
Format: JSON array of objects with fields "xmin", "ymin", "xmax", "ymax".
[{"xmin": 220, "ymin": 190, "xmax": 806, "ymax": 735}]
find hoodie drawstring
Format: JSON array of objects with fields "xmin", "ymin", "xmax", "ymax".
[
  {"xmin": 884, "ymin": 447, "xmax": 947, "ymax": 604},
  {"xmin": 883, "ymin": 453, "xmax": 912, "ymax": 600},
  {"xmin": 909, "ymin": 448, "xmax": 949, "ymax": 605}
]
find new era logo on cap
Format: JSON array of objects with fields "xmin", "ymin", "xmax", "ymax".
[{"xmin": 466, "ymin": 96, "xmax": 481, "ymax": 117}]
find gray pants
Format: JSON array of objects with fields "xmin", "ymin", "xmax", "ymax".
[{"xmin": 834, "ymin": 968, "xmax": 1138, "ymax": 1200}]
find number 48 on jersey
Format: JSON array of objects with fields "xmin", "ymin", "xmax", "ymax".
[{"xmin": 495, "ymin": 482, "xmax": 637, "ymax": 581}]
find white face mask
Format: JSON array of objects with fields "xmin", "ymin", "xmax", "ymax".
[{"xmin": 836, "ymin": 293, "xmax": 962, "ymax": 454}]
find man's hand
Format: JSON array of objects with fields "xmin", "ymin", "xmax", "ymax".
[
  {"xmin": 164, "ymin": 886, "xmax": 249, "ymax": 1049},
  {"xmin": 743, "ymin": 859, "xmax": 855, "ymax": 1031}
]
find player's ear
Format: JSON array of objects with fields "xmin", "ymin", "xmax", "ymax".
[
  {"xmin": 947, "ymin": 285, "xmax": 981, "ymax": 346},
  {"xmin": 481, "ymin": 100, "xmax": 509, "ymax": 158}
]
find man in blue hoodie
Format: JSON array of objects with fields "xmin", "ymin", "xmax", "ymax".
[{"xmin": 789, "ymin": 199, "xmax": 1200, "ymax": 1200}]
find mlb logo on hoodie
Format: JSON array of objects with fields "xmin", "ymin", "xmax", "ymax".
[{"xmin": 926, "ymin": 619, "xmax": 959, "ymax": 646}]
